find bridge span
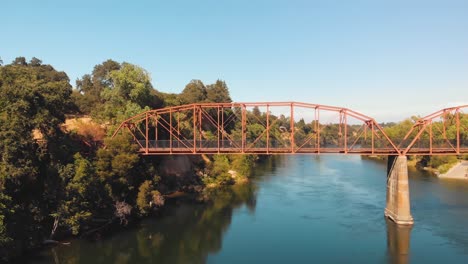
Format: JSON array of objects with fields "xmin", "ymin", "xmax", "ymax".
[{"xmin": 113, "ymin": 102, "xmax": 468, "ymax": 226}]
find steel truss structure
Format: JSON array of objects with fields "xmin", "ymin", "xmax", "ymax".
[
  {"xmin": 112, "ymin": 102, "xmax": 468, "ymax": 156},
  {"xmin": 400, "ymin": 105, "xmax": 468, "ymax": 155}
]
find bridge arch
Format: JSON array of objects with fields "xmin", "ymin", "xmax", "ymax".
[
  {"xmin": 112, "ymin": 102, "xmax": 401, "ymax": 155},
  {"xmin": 400, "ymin": 105, "xmax": 468, "ymax": 155}
]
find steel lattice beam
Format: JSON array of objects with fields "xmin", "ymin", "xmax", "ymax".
[{"xmin": 112, "ymin": 102, "xmax": 468, "ymax": 156}]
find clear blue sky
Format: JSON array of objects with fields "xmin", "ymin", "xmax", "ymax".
[{"xmin": 2, "ymin": 0, "xmax": 468, "ymax": 121}]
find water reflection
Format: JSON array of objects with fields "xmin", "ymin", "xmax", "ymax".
[
  {"xmin": 32, "ymin": 156, "xmax": 468, "ymax": 264},
  {"xmin": 386, "ymin": 218, "xmax": 412, "ymax": 264},
  {"xmin": 41, "ymin": 183, "xmax": 258, "ymax": 264}
]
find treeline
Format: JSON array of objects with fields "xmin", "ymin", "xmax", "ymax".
[{"xmin": 0, "ymin": 57, "xmax": 243, "ymax": 262}]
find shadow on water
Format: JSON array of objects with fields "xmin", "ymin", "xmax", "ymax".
[{"xmin": 36, "ymin": 178, "xmax": 262, "ymax": 264}]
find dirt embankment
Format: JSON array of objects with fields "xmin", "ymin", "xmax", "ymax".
[{"xmin": 439, "ymin": 161, "xmax": 468, "ymax": 180}]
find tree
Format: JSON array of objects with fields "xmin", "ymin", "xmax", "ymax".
[
  {"xmin": 74, "ymin": 59, "xmax": 121, "ymax": 114},
  {"xmin": 0, "ymin": 58, "xmax": 73, "ymax": 184},
  {"xmin": 252, "ymin": 106, "xmax": 261, "ymax": 118},
  {"xmin": 0, "ymin": 57, "xmax": 75, "ymax": 259},
  {"xmin": 54, "ymin": 153, "xmax": 101, "ymax": 235},
  {"xmin": 0, "ymin": 193, "xmax": 12, "ymax": 262},
  {"xmin": 12, "ymin": 57, "xmax": 27, "ymax": 65},
  {"xmin": 180, "ymin": 80, "xmax": 207, "ymax": 104},
  {"xmin": 95, "ymin": 135, "xmax": 140, "ymax": 200},
  {"xmin": 29, "ymin": 57, "xmax": 42, "ymax": 66},
  {"xmin": 206, "ymin": 80, "xmax": 231, "ymax": 103},
  {"xmin": 136, "ymin": 180, "xmax": 164, "ymax": 216},
  {"xmin": 98, "ymin": 62, "xmax": 161, "ymax": 125}
]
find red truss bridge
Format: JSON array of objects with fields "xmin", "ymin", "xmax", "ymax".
[{"xmin": 112, "ymin": 102, "xmax": 468, "ymax": 156}]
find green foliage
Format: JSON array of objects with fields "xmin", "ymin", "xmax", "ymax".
[
  {"xmin": 231, "ymin": 155, "xmax": 256, "ymax": 179},
  {"xmin": 204, "ymin": 155, "xmax": 234, "ymax": 186},
  {"xmin": 0, "ymin": 199, "xmax": 11, "ymax": 262},
  {"xmin": 96, "ymin": 135, "xmax": 140, "ymax": 199},
  {"xmin": 203, "ymin": 154, "xmax": 256, "ymax": 186},
  {"xmin": 97, "ymin": 62, "xmax": 161, "ymax": 126},
  {"xmin": 137, "ymin": 180, "xmax": 154, "ymax": 215},
  {"xmin": 180, "ymin": 80, "xmax": 207, "ymax": 104},
  {"xmin": 426, "ymin": 155, "xmax": 459, "ymax": 173},
  {"xmin": 74, "ymin": 59, "xmax": 121, "ymax": 114},
  {"xmin": 0, "ymin": 193, "xmax": 12, "ymax": 246},
  {"xmin": 136, "ymin": 180, "xmax": 164, "ymax": 216},
  {"xmin": 0, "ymin": 56, "xmax": 241, "ymax": 261},
  {"xmin": 158, "ymin": 92, "xmax": 182, "ymax": 107},
  {"xmin": 0, "ymin": 57, "xmax": 73, "ymax": 139},
  {"xmin": 0, "ymin": 57, "xmax": 77, "ymax": 260},
  {"xmin": 54, "ymin": 153, "xmax": 100, "ymax": 235},
  {"xmin": 206, "ymin": 80, "xmax": 231, "ymax": 103}
]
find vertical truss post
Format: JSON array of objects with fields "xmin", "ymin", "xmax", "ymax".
[
  {"xmin": 155, "ymin": 115, "xmax": 159, "ymax": 149},
  {"xmin": 317, "ymin": 108, "xmax": 321, "ymax": 153},
  {"xmin": 217, "ymin": 106, "xmax": 220, "ymax": 153},
  {"xmin": 456, "ymin": 109, "xmax": 460, "ymax": 154},
  {"xmin": 177, "ymin": 112, "xmax": 180, "ymax": 149},
  {"xmin": 442, "ymin": 111, "xmax": 447, "ymax": 139},
  {"xmin": 429, "ymin": 121, "xmax": 433, "ymax": 155},
  {"xmin": 339, "ymin": 111, "xmax": 343, "ymax": 148},
  {"xmin": 267, "ymin": 104, "xmax": 270, "ymax": 154},
  {"xmin": 145, "ymin": 112, "xmax": 149, "ymax": 154},
  {"xmin": 344, "ymin": 111, "xmax": 348, "ymax": 154},
  {"xmin": 169, "ymin": 109, "xmax": 173, "ymax": 153},
  {"xmin": 193, "ymin": 105, "xmax": 196, "ymax": 153},
  {"xmin": 221, "ymin": 107, "xmax": 225, "ymax": 148},
  {"xmin": 199, "ymin": 106, "xmax": 202, "ymax": 149},
  {"xmin": 371, "ymin": 121, "xmax": 375, "ymax": 154},
  {"xmin": 242, "ymin": 104, "xmax": 246, "ymax": 153},
  {"xmin": 290, "ymin": 103, "xmax": 295, "ymax": 153}
]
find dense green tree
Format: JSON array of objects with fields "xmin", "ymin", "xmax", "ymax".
[
  {"xmin": 180, "ymin": 80, "xmax": 207, "ymax": 104},
  {"xmin": 158, "ymin": 92, "xmax": 182, "ymax": 107},
  {"xmin": 0, "ymin": 57, "xmax": 75, "ymax": 259},
  {"xmin": 74, "ymin": 59, "xmax": 121, "ymax": 114},
  {"xmin": 136, "ymin": 180, "xmax": 164, "ymax": 216},
  {"xmin": 98, "ymin": 62, "xmax": 162, "ymax": 125},
  {"xmin": 53, "ymin": 153, "xmax": 103, "ymax": 235},
  {"xmin": 206, "ymin": 80, "xmax": 231, "ymax": 103},
  {"xmin": 96, "ymin": 135, "xmax": 141, "ymax": 200}
]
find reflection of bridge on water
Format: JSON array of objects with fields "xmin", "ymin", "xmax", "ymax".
[{"xmin": 113, "ymin": 102, "xmax": 468, "ymax": 226}]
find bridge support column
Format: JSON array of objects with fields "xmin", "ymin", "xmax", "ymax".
[{"xmin": 385, "ymin": 155, "xmax": 414, "ymax": 225}]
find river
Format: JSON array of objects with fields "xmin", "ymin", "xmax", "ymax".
[{"xmin": 31, "ymin": 155, "xmax": 468, "ymax": 263}]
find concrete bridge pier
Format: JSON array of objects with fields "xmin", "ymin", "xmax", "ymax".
[{"xmin": 385, "ymin": 155, "xmax": 414, "ymax": 225}]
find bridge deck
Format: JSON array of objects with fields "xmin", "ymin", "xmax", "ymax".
[{"xmin": 138, "ymin": 147, "xmax": 468, "ymax": 155}]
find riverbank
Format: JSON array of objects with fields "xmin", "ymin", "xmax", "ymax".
[{"xmin": 439, "ymin": 161, "xmax": 468, "ymax": 180}]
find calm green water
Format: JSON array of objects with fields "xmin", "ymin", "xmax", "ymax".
[{"xmin": 31, "ymin": 156, "xmax": 468, "ymax": 263}]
